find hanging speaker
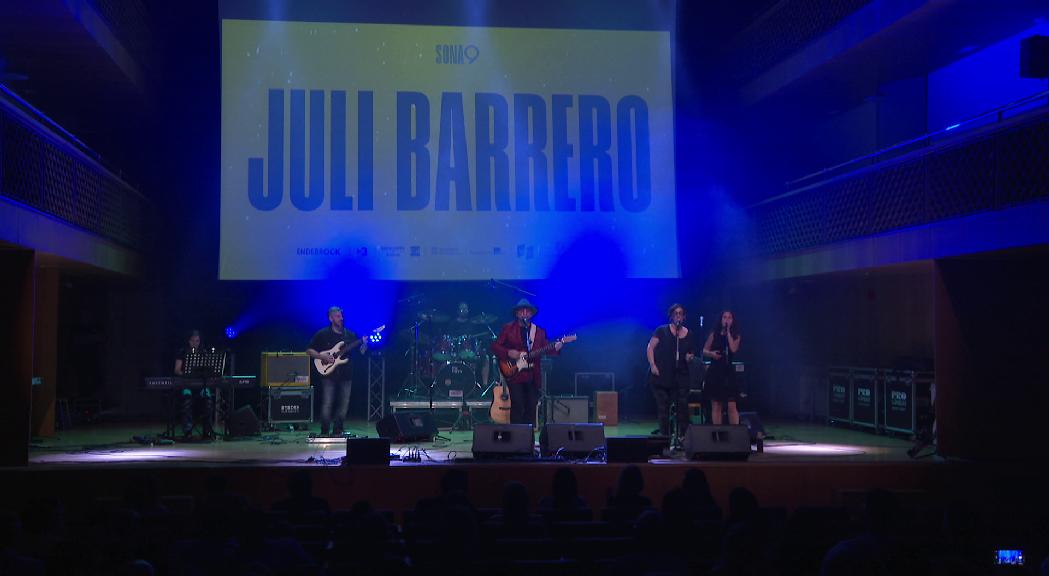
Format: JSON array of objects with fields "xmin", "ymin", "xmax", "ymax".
[
  {"xmin": 683, "ymin": 425, "xmax": 751, "ymax": 461},
  {"xmin": 375, "ymin": 411, "xmax": 436, "ymax": 443},
  {"xmin": 1020, "ymin": 35, "xmax": 1049, "ymax": 79}
]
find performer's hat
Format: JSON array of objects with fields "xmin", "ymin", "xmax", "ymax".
[{"xmin": 511, "ymin": 298, "xmax": 538, "ymax": 316}]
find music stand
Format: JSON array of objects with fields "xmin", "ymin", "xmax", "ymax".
[{"xmin": 182, "ymin": 349, "xmax": 227, "ymax": 437}]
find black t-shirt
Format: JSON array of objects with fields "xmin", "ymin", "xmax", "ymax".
[
  {"xmin": 309, "ymin": 326, "xmax": 358, "ymax": 381},
  {"xmin": 651, "ymin": 325, "xmax": 695, "ymax": 384},
  {"xmin": 448, "ymin": 318, "xmax": 474, "ymax": 338}
]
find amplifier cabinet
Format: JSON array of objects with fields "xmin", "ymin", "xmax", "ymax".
[
  {"xmin": 261, "ymin": 352, "xmax": 311, "ymax": 387},
  {"xmin": 264, "ymin": 386, "xmax": 313, "ymax": 423}
]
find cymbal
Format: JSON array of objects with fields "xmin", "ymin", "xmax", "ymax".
[
  {"xmin": 417, "ymin": 311, "xmax": 450, "ymax": 323},
  {"xmin": 469, "ymin": 312, "xmax": 499, "ymax": 324}
]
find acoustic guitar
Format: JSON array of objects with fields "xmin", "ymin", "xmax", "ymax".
[{"xmin": 489, "ymin": 379, "xmax": 512, "ymax": 424}]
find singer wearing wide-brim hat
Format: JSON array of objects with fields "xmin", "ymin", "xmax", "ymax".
[
  {"xmin": 511, "ymin": 298, "xmax": 538, "ymax": 315},
  {"xmin": 491, "ymin": 298, "xmax": 560, "ymax": 426}
]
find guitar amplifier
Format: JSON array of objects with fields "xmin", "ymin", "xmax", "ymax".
[
  {"xmin": 546, "ymin": 396, "xmax": 589, "ymax": 423},
  {"xmin": 264, "ymin": 387, "xmax": 313, "ymax": 423},
  {"xmin": 261, "ymin": 352, "xmax": 311, "ymax": 387}
]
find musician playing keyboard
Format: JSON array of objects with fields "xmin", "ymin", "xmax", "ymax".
[
  {"xmin": 491, "ymin": 299, "xmax": 562, "ymax": 426},
  {"xmin": 174, "ymin": 330, "xmax": 215, "ymax": 440}
]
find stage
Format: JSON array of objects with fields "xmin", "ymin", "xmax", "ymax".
[
  {"xmin": 8, "ymin": 419, "xmax": 954, "ymax": 520},
  {"xmin": 27, "ymin": 419, "xmax": 920, "ymax": 468}
]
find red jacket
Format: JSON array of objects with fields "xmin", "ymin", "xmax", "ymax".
[{"xmin": 491, "ymin": 321, "xmax": 559, "ymax": 388}]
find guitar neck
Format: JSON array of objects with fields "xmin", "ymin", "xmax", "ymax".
[{"xmin": 528, "ymin": 340, "xmax": 562, "ymax": 358}]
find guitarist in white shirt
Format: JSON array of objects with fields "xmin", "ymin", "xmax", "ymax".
[
  {"xmin": 491, "ymin": 299, "xmax": 562, "ymax": 426},
  {"xmin": 306, "ymin": 306, "xmax": 368, "ymax": 437}
]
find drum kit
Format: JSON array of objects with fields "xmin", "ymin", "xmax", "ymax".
[{"xmin": 399, "ymin": 308, "xmax": 501, "ymax": 401}]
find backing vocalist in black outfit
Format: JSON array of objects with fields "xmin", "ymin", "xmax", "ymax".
[
  {"xmin": 646, "ymin": 304, "xmax": 696, "ymax": 439},
  {"xmin": 702, "ymin": 310, "xmax": 742, "ymax": 425}
]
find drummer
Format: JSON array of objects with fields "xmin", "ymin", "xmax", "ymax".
[{"xmin": 446, "ymin": 301, "xmax": 493, "ymax": 388}]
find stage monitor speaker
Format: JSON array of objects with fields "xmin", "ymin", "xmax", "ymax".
[
  {"xmin": 683, "ymin": 425, "xmax": 751, "ymax": 461},
  {"xmin": 260, "ymin": 352, "xmax": 311, "ymax": 387},
  {"xmin": 344, "ymin": 437, "xmax": 391, "ymax": 466},
  {"xmin": 739, "ymin": 411, "xmax": 766, "ymax": 443},
  {"xmin": 1020, "ymin": 35, "xmax": 1049, "ymax": 78},
  {"xmin": 540, "ymin": 423, "xmax": 605, "ymax": 457},
  {"xmin": 594, "ymin": 391, "xmax": 618, "ymax": 426},
  {"xmin": 605, "ymin": 435, "xmax": 669, "ymax": 463},
  {"xmin": 228, "ymin": 405, "xmax": 259, "ymax": 437},
  {"xmin": 546, "ymin": 396, "xmax": 589, "ymax": 423},
  {"xmin": 472, "ymin": 423, "xmax": 535, "ymax": 459},
  {"xmin": 376, "ymin": 411, "xmax": 436, "ymax": 443}
]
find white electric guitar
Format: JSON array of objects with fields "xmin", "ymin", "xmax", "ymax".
[{"xmin": 314, "ymin": 325, "xmax": 385, "ymax": 376}]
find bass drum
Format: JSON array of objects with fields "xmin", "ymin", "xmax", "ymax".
[{"xmin": 432, "ymin": 361, "xmax": 479, "ymax": 401}]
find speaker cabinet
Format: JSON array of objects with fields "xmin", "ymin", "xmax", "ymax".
[
  {"xmin": 1020, "ymin": 35, "xmax": 1049, "ymax": 78},
  {"xmin": 605, "ymin": 436, "xmax": 669, "ymax": 463},
  {"xmin": 260, "ymin": 352, "xmax": 311, "ymax": 387},
  {"xmin": 376, "ymin": 411, "xmax": 437, "ymax": 443},
  {"xmin": 228, "ymin": 405, "xmax": 259, "ymax": 437},
  {"xmin": 546, "ymin": 396, "xmax": 589, "ymax": 423},
  {"xmin": 472, "ymin": 423, "xmax": 535, "ymax": 459},
  {"xmin": 683, "ymin": 425, "xmax": 751, "ymax": 461},
  {"xmin": 594, "ymin": 391, "xmax": 618, "ymax": 426},
  {"xmin": 345, "ymin": 437, "xmax": 391, "ymax": 466},
  {"xmin": 540, "ymin": 423, "xmax": 605, "ymax": 457}
]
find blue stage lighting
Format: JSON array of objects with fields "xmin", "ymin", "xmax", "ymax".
[
  {"xmin": 367, "ymin": 330, "xmax": 384, "ymax": 349},
  {"xmin": 225, "ymin": 326, "xmax": 238, "ymax": 339}
]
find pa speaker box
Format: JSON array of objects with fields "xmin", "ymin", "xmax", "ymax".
[
  {"xmin": 1020, "ymin": 35, "xmax": 1049, "ymax": 78},
  {"xmin": 260, "ymin": 352, "xmax": 311, "ymax": 387},
  {"xmin": 594, "ymin": 391, "xmax": 618, "ymax": 426},
  {"xmin": 683, "ymin": 425, "xmax": 751, "ymax": 461},
  {"xmin": 345, "ymin": 437, "xmax": 391, "ymax": 466},
  {"xmin": 546, "ymin": 396, "xmax": 589, "ymax": 423},
  {"xmin": 739, "ymin": 411, "xmax": 766, "ymax": 443},
  {"xmin": 540, "ymin": 423, "xmax": 605, "ymax": 457},
  {"xmin": 228, "ymin": 405, "xmax": 259, "ymax": 437},
  {"xmin": 472, "ymin": 423, "xmax": 535, "ymax": 459},
  {"xmin": 376, "ymin": 411, "xmax": 436, "ymax": 443},
  {"xmin": 605, "ymin": 436, "xmax": 669, "ymax": 463}
]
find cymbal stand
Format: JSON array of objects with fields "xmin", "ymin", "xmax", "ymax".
[{"xmin": 399, "ymin": 319, "xmax": 427, "ymax": 398}]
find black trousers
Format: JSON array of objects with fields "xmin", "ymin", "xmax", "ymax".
[
  {"xmin": 509, "ymin": 379, "xmax": 538, "ymax": 427},
  {"xmin": 651, "ymin": 376, "xmax": 690, "ymax": 437}
]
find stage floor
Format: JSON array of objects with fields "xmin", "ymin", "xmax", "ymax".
[{"xmin": 26, "ymin": 418, "xmax": 927, "ymax": 468}]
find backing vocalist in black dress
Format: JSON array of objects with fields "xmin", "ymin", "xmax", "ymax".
[
  {"xmin": 702, "ymin": 310, "xmax": 742, "ymax": 425},
  {"xmin": 646, "ymin": 304, "xmax": 696, "ymax": 439}
]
